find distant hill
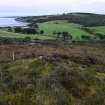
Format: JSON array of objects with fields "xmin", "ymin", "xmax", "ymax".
[{"xmin": 17, "ymin": 12, "xmax": 105, "ymax": 27}]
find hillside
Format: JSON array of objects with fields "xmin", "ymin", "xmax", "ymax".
[
  {"xmin": 0, "ymin": 13, "xmax": 104, "ymax": 42},
  {"xmin": 0, "ymin": 42, "xmax": 105, "ymax": 105},
  {"xmin": 14, "ymin": 13, "xmax": 105, "ymax": 41},
  {"xmin": 17, "ymin": 12, "xmax": 105, "ymax": 27},
  {"xmin": 0, "ymin": 29, "xmax": 55, "ymax": 40},
  {"xmin": 91, "ymin": 26, "xmax": 105, "ymax": 35},
  {"xmin": 38, "ymin": 20, "xmax": 94, "ymax": 41}
]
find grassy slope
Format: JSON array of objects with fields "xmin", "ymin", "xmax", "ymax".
[
  {"xmin": 38, "ymin": 20, "xmax": 93, "ymax": 41},
  {"xmin": 91, "ymin": 26, "xmax": 105, "ymax": 35},
  {"xmin": 0, "ymin": 30, "xmax": 55, "ymax": 40},
  {"xmin": 0, "ymin": 20, "xmax": 105, "ymax": 41}
]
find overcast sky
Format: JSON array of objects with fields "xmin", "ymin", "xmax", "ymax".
[{"xmin": 0, "ymin": 0, "xmax": 105, "ymax": 16}]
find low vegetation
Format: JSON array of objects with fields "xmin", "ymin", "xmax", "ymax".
[{"xmin": 0, "ymin": 42, "xmax": 105, "ymax": 105}]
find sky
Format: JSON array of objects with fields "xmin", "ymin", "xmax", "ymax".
[{"xmin": 0, "ymin": 0, "xmax": 105, "ymax": 16}]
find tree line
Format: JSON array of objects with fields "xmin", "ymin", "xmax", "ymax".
[
  {"xmin": 17, "ymin": 13, "xmax": 105, "ymax": 27},
  {"xmin": 0, "ymin": 36, "xmax": 32, "ymax": 44},
  {"xmin": 5, "ymin": 26, "xmax": 45, "ymax": 35}
]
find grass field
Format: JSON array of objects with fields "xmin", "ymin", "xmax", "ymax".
[
  {"xmin": 91, "ymin": 26, "xmax": 105, "ymax": 35},
  {"xmin": 38, "ymin": 20, "xmax": 93, "ymax": 41},
  {"xmin": 0, "ymin": 30, "xmax": 55, "ymax": 40},
  {"xmin": 0, "ymin": 20, "xmax": 105, "ymax": 41}
]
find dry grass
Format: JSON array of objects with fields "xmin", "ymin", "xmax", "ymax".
[{"xmin": 0, "ymin": 42, "xmax": 105, "ymax": 65}]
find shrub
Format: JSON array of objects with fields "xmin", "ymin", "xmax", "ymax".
[
  {"xmin": 24, "ymin": 36, "xmax": 31, "ymax": 42},
  {"xmin": 81, "ymin": 35, "xmax": 91, "ymax": 40},
  {"xmin": 14, "ymin": 27, "xmax": 22, "ymax": 33},
  {"xmin": 40, "ymin": 30, "xmax": 44, "ymax": 34}
]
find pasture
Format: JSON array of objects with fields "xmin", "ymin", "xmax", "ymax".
[
  {"xmin": 38, "ymin": 20, "xmax": 94, "ymax": 41},
  {"xmin": 91, "ymin": 26, "xmax": 105, "ymax": 35},
  {"xmin": 0, "ymin": 29, "xmax": 55, "ymax": 40},
  {"xmin": 0, "ymin": 20, "xmax": 104, "ymax": 41}
]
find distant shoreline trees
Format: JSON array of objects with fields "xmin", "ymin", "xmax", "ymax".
[{"xmin": 14, "ymin": 27, "xmax": 38, "ymax": 34}]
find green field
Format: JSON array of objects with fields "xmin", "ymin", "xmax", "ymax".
[
  {"xmin": 38, "ymin": 20, "xmax": 93, "ymax": 41},
  {"xmin": 91, "ymin": 26, "xmax": 105, "ymax": 35},
  {"xmin": 0, "ymin": 30, "xmax": 55, "ymax": 40},
  {"xmin": 0, "ymin": 20, "xmax": 105, "ymax": 41}
]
